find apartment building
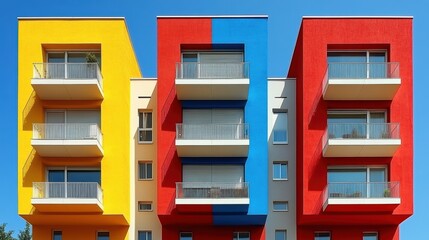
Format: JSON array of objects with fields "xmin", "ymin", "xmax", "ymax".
[
  {"xmin": 287, "ymin": 17, "xmax": 413, "ymax": 240},
  {"xmin": 17, "ymin": 16, "xmax": 413, "ymax": 240},
  {"xmin": 17, "ymin": 18, "xmax": 141, "ymax": 239}
]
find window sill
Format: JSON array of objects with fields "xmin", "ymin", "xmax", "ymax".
[
  {"xmin": 273, "ymin": 142, "xmax": 288, "ymax": 145},
  {"xmin": 273, "ymin": 179, "xmax": 288, "ymax": 181}
]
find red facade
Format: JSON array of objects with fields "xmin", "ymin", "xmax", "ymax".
[{"xmin": 288, "ymin": 18, "xmax": 413, "ymax": 240}]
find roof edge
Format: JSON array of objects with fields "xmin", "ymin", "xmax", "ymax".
[
  {"xmin": 17, "ymin": 17, "xmax": 125, "ymax": 20},
  {"xmin": 157, "ymin": 15, "xmax": 268, "ymax": 19},
  {"xmin": 303, "ymin": 16, "xmax": 413, "ymax": 19}
]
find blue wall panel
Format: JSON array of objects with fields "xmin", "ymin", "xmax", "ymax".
[{"xmin": 212, "ymin": 18, "xmax": 268, "ymax": 220}]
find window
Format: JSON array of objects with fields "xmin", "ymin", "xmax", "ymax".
[
  {"xmin": 139, "ymin": 112, "xmax": 153, "ymax": 143},
  {"xmin": 180, "ymin": 232, "xmax": 193, "ymax": 240},
  {"xmin": 181, "ymin": 52, "xmax": 245, "ymax": 79},
  {"xmin": 327, "ymin": 110, "xmax": 390, "ymax": 139},
  {"xmin": 273, "ymin": 201, "xmax": 289, "ymax": 211},
  {"xmin": 47, "ymin": 167, "xmax": 101, "ymax": 198},
  {"xmin": 138, "ymin": 201, "xmax": 152, "ymax": 211},
  {"xmin": 363, "ymin": 232, "xmax": 378, "ymax": 240},
  {"xmin": 275, "ymin": 230, "xmax": 287, "ymax": 240},
  {"xmin": 97, "ymin": 232, "xmax": 109, "ymax": 240},
  {"xmin": 233, "ymin": 232, "xmax": 250, "ymax": 240},
  {"xmin": 328, "ymin": 167, "xmax": 388, "ymax": 198},
  {"xmin": 138, "ymin": 231, "xmax": 152, "ymax": 240},
  {"xmin": 273, "ymin": 109, "xmax": 288, "ymax": 144},
  {"xmin": 138, "ymin": 162, "xmax": 153, "ymax": 180},
  {"xmin": 273, "ymin": 162, "xmax": 288, "ymax": 180},
  {"xmin": 52, "ymin": 231, "xmax": 62, "ymax": 240},
  {"xmin": 314, "ymin": 232, "xmax": 330, "ymax": 240},
  {"xmin": 327, "ymin": 51, "xmax": 387, "ymax": 78},
  {"xmin": 47, "ymin": 52, "xmax": 101, "ymax": 79}
]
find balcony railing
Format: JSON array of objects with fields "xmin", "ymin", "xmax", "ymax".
[
  {"xmin": 33, "ymin": 63, "xmax": 102, "ymax": 87},
  {"xmin": 176, "ymin": 62, "xmax": 249, "ymax": 79},
  {"xmin": 176, "ymin": 182, "xmax": 249, "ymax": 199},
  {"xmin": 176, "ymin": 123, "xmax": 249, "ymax": 140},
  {"xmin": 327, "ymin": 123, "xmax": 400, "ymax": 140},
  {"xmin": 323, "ymin": 182, "xmax": 400, "ymax": 200},
  {"xmin": 33, "ymin": 123, "xmax": 102, "ymax": 144},
  {"xmin": 33, "ymin": 182, "xmax": 102, "ymax": 201},
  {"xmin": 326, "ymin": 62, "xmax": 400, "ymax": 79}
]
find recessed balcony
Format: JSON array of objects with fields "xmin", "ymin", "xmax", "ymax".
[
  {"xmin": 31, "ymin": 123, "xmax": 103, "ymax": 157},
  {"xmin": 323, "ymin": 182, "xmax": 400, "ymax": 212},
  {"xmin": 323, "ymin": 62, "xmax": 401, "ymax": 100},
  {"xmin": 31, "ymin": 182, "xmax": 103, "ymax": 213},
  {"xmin": 175, "ymin": 123, "xmax": 249, "ymax": 157},
  {"xmin": 323, "ymin": 123, "xmax": 401, "ymax": 157},
  {"xmin": 175, "ymin": 182, "xmax": 249, "ymax": 213},
  {"xmin": 31, "ymin": 63, "xmax": 103, "ymax": 100},
  {"xmin": 175, "ymin": 62, "xmax": 249, "ymax": 100}
]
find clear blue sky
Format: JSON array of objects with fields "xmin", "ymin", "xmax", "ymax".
[{"xmin": 1, "ymin": 0, "xmax": 427, "ymax": 238}]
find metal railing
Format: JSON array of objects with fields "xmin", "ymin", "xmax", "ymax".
[
  {"xmin": 33, "ymin": 63, "xmax": 103, "ymax": 87},
  {"xmin": 327, "ymin": 123, "xmax": 400, "ymax": 140},
  {"xmin": 323, "ymin": 182, "xmax": 400, "ymax": 201},
  {"xmin": 33, "ymin": 123, "xmax": 102, "ymax": 144},
  {"xmin": 326, "ymin": 62, "xmax": 400, "ymax": 79},
  {"xmin": 176, "ymin": 182, "xmax": 249, "ymax": 199},
  {"xmin": 176, "ymin": 62, "xmax": 249, "ymax": 79},
  {"xmin": 176, "ymin": 123, "xmax": 249, "ymax": 140},
  {"xmin": 33, "ymin": 182, "xmax": 102, "ymax": 202}
]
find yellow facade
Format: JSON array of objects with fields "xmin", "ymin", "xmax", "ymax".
[{"xmin": 18, "ymin": 18, "xmax": 141, "ymax": 239}]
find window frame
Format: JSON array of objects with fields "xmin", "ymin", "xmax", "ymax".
[
  {"xmin": 179, "ymin": 232, "xmax": 193, "ymax": 240},
  {"xmin": 138, "ymin": 201, "xmax": 153, "ymax": 212},
  {"xmin": 138, "ymin": 231, "xmax": 152, "ymax": 240},
  {"xmin": 363, "ymin": 232, "xmax": 378, "ymax": 240},
  {"xmin": 138, "ymin": 111, "xmax": 153, "ymax": 143},
  {"xmin": 314, "ymin": 231, "xmax": 331, "ymax": 240},
  {"xmin": 275, "ymin": 230, "xmax": 287, "ymax": 240},
  {"xmin": 273, "ymin": 109, "xmax": 288, "ymax": 145},
  {"xmin": 233, "ymin": 232, "xmax": 250, "ymax": 240},
  {"xmin": 273, "ymin": 161, "xmax": 288, "ymax": 180},
  {"xmin": 273, "ymin": 201, "xmax": 289, "ymax": 212},
  {"xmin": 138, "ymin": 162, "xmax": 153, "ymax": 180}
]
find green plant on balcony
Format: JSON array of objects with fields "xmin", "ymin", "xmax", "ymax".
[
  {"xmin": 85, "ymin": 52, "xmax": 98, "ymax": 63},
  {"xmin": 384, "ymin": 189, "xmax": 391, "ymax": 197}
]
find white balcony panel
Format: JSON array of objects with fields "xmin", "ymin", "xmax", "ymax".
[
  {"xmin": 175, "ymin": 198, "xmax": 250, "ymax": 205},
  {"xmin": 31, "ymin": 79, "xmax": 103, "ymax": 100},
  {"xmin": 175, "ymin": 78, "xmax": 249, "ymax": 100},
  {"xmin": 31, "ymin": 139, "xmax": 103, "ymax": 157},
  {"xmin": 323, "ymin": 78, "xmax": 401, "ymax": 100},
  {"xmin": 323, "ymin": 139, "xmax": 401, "ymax": 157},
  {"xmin": 32, "ymin": 63, "xmax": 103, "ymax": 100},
  {"xmin": 176, "ymin": 139, "xmax": 249, "ymax": 157}
]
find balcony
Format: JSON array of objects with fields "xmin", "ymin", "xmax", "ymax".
[
  {"xmin": 31, "ymin": 123, "xmax": 103, "ymax": 157},
  {"xmin": 175, "ymin": 62, "xmax": 249, "ymax": 100},
  {"xmin": 176, "ymin": 182, "xmax": 249, "ymax": 213},
  {"xmin": 31, "ymin": 63, "xmax": 103, "ymax": 100},
  {"xmin": 323, "ymin": 182, "xmax": 400, "ymax": 212},
  {"xmin": 175, "ymin": 123, "xmax": 249, "ymax": 157},
  {"xmin": 31, "ymin": 182, "xmax": 103, "ymax": 213},
  {"xmin": 323, "ymin": 62, "xmax": 401, "ymax": 100},
  {"xmin": 323, "ymin": 123, "xmax": 401, "ymax": 157}
]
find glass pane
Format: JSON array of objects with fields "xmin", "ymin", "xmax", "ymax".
[
  {"xmin": 67, "ymin": 53, "xmax": 87, "ymax": 63},
  {"xmin": 239, "ymin": 232, "xmax": 250, "ymax": 240},
  {"xmin": 315, "ymin": 232, "xmax": 330, "ymax": 240},
  {"xmin": 182, "ymin": 53, "xmax": 198, "ymax": 78},
  {"xmin": 369, "ymin": 168, "xmax": 387, "ymax": 197},
  {"xmin": 273, "ymin": 164, "xmax": 281, "ymax": 179},
  {"xmin": 328, "ymin": 113, "xmax": 367, "ymax": 139},
  {"xmin": 139, "ymin": 163, "xmax": 147, "ymax": 179},
  {"xmin": 369, "ymin": 52, "xmax": 386, "ymax": 78},
  {"xmin": 273, "ymin": 113, "xmax": 288, "ymax": 143},
  {"xmin": 47, "ymin": 53, "xmax": 65, "ymax": 78},
  {"xmin": 147, "ymin": 163, "xmax": 153, "ymax": 179},
  {"xmin": 281, "ymin": 164, "xmax": 287, "ymax": 179},
  {"xmin": 145, "ymin": 113, "xmax": 152, "ymax": 128},
  {"xmin": 53, "ymin": 231, "xmax": 62, "ymax": 240},
  {"xmin": 273, "ymin": 202, "xmax": 288, "ymax": 211},
  {"xmin": 328, "ymin": 52, "xmax": 367, "ymax": 78},
  {"xmin": 180, "ymin": 232, "xmax": 192, "ymax": 240},
  {"xmin": 97, "ymin": 232, "xmax": 109, "ymax": 240},
  {"xmin": 275, "ymin": 230, "xmax": 286, "ymax": 240},
  {"xmin": 363, "ymin": 233, "xmax": 378, "ymax": 240},
  {"xmin": 48, "ymin": 170, "xmax": 65, "ymax": 182},
  {"xmin": 370, "ymin": 168, "xmax": 386, "ymax": 182},
  {"xmin": 67, "ymin": 170, "xmax": 101, "ymax": 183},
  {"xmin": 328, "ymin": 169, "xmax": 367, "ymax": 182},
  {"xmin": 369, "ymin": 112, "xmax": 386, "ymax": 138}
]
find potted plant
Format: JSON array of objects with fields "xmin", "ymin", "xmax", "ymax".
[
  {"xmin": 85, "ymin": 52, "xmax": 99, "ymax": 78},
  {"xmin": 383, "ymin": 189, "xmax": 391, "ymax": 197}
]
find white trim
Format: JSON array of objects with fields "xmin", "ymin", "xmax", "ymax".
[
  {"xmin": 157, "ymin": 15, "xmax": 268, "ymax": 19},
  {"xmin": 176, "ymin": 78, "xmax": 249, "ymax": 85},
  {"xmin": 324, "ymin": 197, "xmax": 400, "ymax": 210},
  {"xmin": 18, "ymin": 17, "xmax": 125, "ymax": 20},
  {"xmin": 176, "ymin": 139, "xmax": 249, "ymax": 146},
  {"xmin": 328, "ymin": 138, "xmax": 401, "ymax": 146},
  {"xmin": 328, "ymin": 78, "xmax": 401, "ymax": 85},
  {"xmin": 303, "ymin": 16, "xmax": 413, "ymax": 19},
  {"xmin": 175, "ymin": 198, "xmax": 249, "ymax": 205}
]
